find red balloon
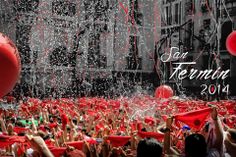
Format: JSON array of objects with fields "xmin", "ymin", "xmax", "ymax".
[
  {"xmin": 226, "ymin": 31, "xmax": 236, "ymax": 56},
  {"xmin": 155, "ymin": 85, "xmax": 173, "ymax": 99},
  {"xmin": 0, "ymin": 33, "xmax": 21, "ymax": 98}
]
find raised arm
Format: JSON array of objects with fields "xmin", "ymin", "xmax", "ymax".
[
  {"xmin": 224, "ymin": 134, "xmax": 236, "ymax": 156},
  {"xmin": 26, "ymin": 135, "xmax": 54, "ymax": 157},
  {"xmin": 0, "ymin": 114, "xmax": 7, "ymax": 134},
  {"xmin": 31, "ymin": 117, "xmax": 37, "ymax": 134},
  {"xmin": 164, "ymin": 117, "xmax": 172, "ymax": 155},
  {"xmin": 164, "ymin": 117, "xmax": 180, "ymax": 156},
  {"xmin": 211, "ymin": 107, "xmax": 224, "ymax": 152}
]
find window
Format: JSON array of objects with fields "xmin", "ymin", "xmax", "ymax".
[
  {"xmin": 83, "ymin": 1, "xmax": 93, "ymax": 20},
  {"xmin": 87, "ymin": 34, "xmax": 100, "ymax": 68},
  {"xmin": 52, "ymin": 27, "xmax": 69, "ymax": 66},
  {"xmin": 184, "ymin": 20, "xmax": 194, "ymax": 51},
  {"xmin": 164, "ymin": 5, "xmax": 172, "ymax": 25},
  {"xmin": 68, "ymin": 51, "xmax": 77, "ymax": 67},
  {"xmin": 129, "ymin": 0, "xmax": 143, "ymax": 26},
  {"xmin": 203, "ymin": 19, "xmax": 211, "ymax": 29},
  {"xmin": 49, "ymin": 45, "xmax": 68, "ymax": 66},
  {"xmin": 99, "ymin": 55, "xmax": 107, "ymax": 69},
  {"xmin": 126, "ymin": 36, "xmax": 142, "ymax": 70},
  {"xmin": 54, "ymin": 28, "xmax": 67, "ymax": 45},
  {"xmin": 16, "ymin": 24, "xmax": 31, "ymax": 65},
  {"xmin": 161, "ymin": 29, "xmax": 166, "ymax": 35},
  {"xmin": 222, "ymin": 59, "xmax": 230, "ymax": 71},
  {"xmin": 84, "ymin": 0, "xmax": 109, "ymax": 22},
  {"xmin": 174, "ymin": 3, "xmax": 179, "ymax": 24},
  {"xmin": 126, "ymin": 56, "xmax": 142, "ymax": 70},
  {"xmin": 165, "ymin": 6, "xmax": 170, "ymax": 25},
  {"xmin": 14, "ymin": 0, "xmax": 39, "ymax": 12},
  {"xmin": 32, "ymin": 51, "xmax": 38, "ymax": 65},
  {"xmin": 221, "ymin": 21, "xmax": 233, "ymax": 50},
  {"xmin": 94, "ymin": 0, "xmax": 109, "ymax": 21},
  {"xmin": 185, "ymin": 0, "xmax": 193, "ymax": 15},
  {"xmin": 200, "ymin": 0, "xmax": 209, "ymax": 13},
  {"xmin": 129, "ymin": 35, "xmax": 139, "ymax": 57},
  {"xmin": 52, "ymin": 1, "xmax": 76, "ymax": 17},
  {"xmin": 202, "ymin": 55, "xmax": 209, "ymax": 69},
  {"xmin": 179, "ymin": 2, "xmax": 182, "ymax": 24}
]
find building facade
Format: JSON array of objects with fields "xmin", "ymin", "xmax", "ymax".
[
  {"xmin": 156, "ymin": 0, "xmax": 236, "ymax": 98},
  {"xmin": 0, "ymin": 0, "xmax": 158, "ymax": 98}
]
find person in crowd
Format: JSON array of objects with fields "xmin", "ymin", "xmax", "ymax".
[
  {"xmin": 137, "ymin": 138, "xmax": 162, "ymax": 157},
  {"xmin": 0, "ymin": 96, "xmax": 235, "ymax": 157}
]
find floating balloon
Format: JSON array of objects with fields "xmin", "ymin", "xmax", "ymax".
[
  {"xmin": 226, "ymin": 31, "xmax": 236, "ymax": 56},
  {"xmin": 0, "ymin": 33, "xmax": 21, "ymax": 98},
  {"xmin": 155, "ymin": 85, "xmax": 173, "ymax": 99}
]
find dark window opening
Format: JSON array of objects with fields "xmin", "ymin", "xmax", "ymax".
[
  {"xmin": 49, "ymin": 45, "xmax": 68, "ymax": 66},
  {"xmin": 221, "ymin": 21, "xmax": 233, "ymax": 51},
  {"xmin": 174, "ymin": 3, "xmax": 179, "ymax": 24},
  {"xmin": 129, "ymin": 0, "xmax": 143, "ymax": 26},
  {"xmin": 203, "ymin": 19, "xmax": 211, "ymax": 29},
  {"xmin": 201, "ymin": 0, "xmax": 210, "ymax": 13},
  {"xmin": 222, "ymin": 59, "xmax": 230, "ymax": 71},
  {"xmin": 126, "ymin": 36, "xmax": 142, "ymax": 70},
  {"xmin": 16, "ymin": 24, "xmax": 31, "ymax": 65},
  {"xmin": 184, "ymin": 20, "xmax": 194, "ymax": 51},
  {"xmin": 185, "ymin": 0, "xmax": 193, "ymax": 15},
  {"xmin": 52, "ymin": 1, "xmax": 76, "ymax": 17},
  {"xmin": 84, "ymin": 0, "xmax": 109, "ymax": 22},
  {"xmin": 87, "ymin": 34, "xmax": 101, "ymax": 68},
  {"xmin": 32, "ymin": 51, "xmax": 38, "ymax": 65},
  {"xmin": 14, "ymin": 0, "xmax": 39, "ymax": 13}
]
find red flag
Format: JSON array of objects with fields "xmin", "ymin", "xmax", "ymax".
[
  {"xmin": 161, "ymin": 115, "xmax": 168, "ymax": 121},
  {"xmin": 45, "ymin": 139, "xmax": 55, "ymax": 147},
  {"xmin": 49, "ymin": 147, "xmax": 66, "ymax": 157},
  {"xmin": 218, "ymin": 111, "xmax": 227, "ymax": 116},
  {"xmin": 0, "ymin": 135, "xmax": 26, "ymax": 148},
  {"xmin": 138, "ymin": 131, "xmax": 164, "ymax": 141},
  {"xmin": 225, "ymin": 118, "xmax": 235, "ymax": 128},
  {"xmin": 48, "ymin": 123, "xmax": 57, "ymax": 129},
  {"xmin": 66, "ymin": 150, "xmax": 86, "ymax": 157},
  {"xmin": 13, "ymin": 127, "xmax": 29, "ymax": 134},
  {"xmin": 61, "ymin": 113, "xmax": 68, "ymax": 130},
  {"xmin": 65, "ymin": 141, "xmax": 84, "ymax": 150},
  {"xmin": 17, "ymin": 144, "xmax": 25, "ymax": 156},
  {"xmin": 130, "ymin": 122, "xmax": 136, "ymax": 131},
  {"xmin": 95, "ymin": 123, "xmax": 104, "ymax": 132},
  {"xmin": 174, "ymin": 108, "xmax": 211, "ymax": 130},
  {"xmin": 84, "ymin": 135, "xmax": 97, "ymax": 144},
  {"xmin": 39, "ymin": 125, "xmax": 46, "ymax": 132},
  {"xmin": 144, "ymin": 117, "xmax": 155, "ymax": 126},
  {"xmin": 107, "ymin": 136, "xmax": 131, "ymax": 147},
  {"xmin": 137, "ymin": 122, "xmax": 143, "ymax": 131}
]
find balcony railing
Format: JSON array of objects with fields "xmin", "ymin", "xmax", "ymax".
[
  {"xmin": 218, "ymin": 7, "xmax": 236, "ymax": 17},
  {"xmin": 185, "ymin": 1, "xmax": 193, "ymax": 15},
  {"xmin": 126, "ymin": 56, "xmax": 142, "ymax": 70}
]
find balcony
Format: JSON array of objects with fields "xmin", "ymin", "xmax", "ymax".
[
  {"xmin": 52, "ymin": 1, "xmax": 76, "ymax": 17},
  {"xmin": 218, "ymin": 7, "xmax": 236, "ymax": 17},
  {"xmin": 201, "ymin": 2, "xmax": 209, "ymax": 13},
  {"xmin": 185, "ymin": 1, "xmax": 193, "ymax": 15},
  {"xmin": 126, "ymin": 56, "xmax": 142, "ymax": 70},
  {"xmin": 224, "ymin": 0, "xmax": 235, "ymax": 3},
  {"xmin": 99, "ymin": 55, "xmax": 107, "ymax": 69}
]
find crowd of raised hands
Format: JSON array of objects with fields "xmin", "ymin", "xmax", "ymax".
[{"xmin": 0, "ymin": 96, "xmax": 235, "ymax": 157}]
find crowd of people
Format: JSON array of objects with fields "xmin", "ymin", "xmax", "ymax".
[{"xmin": 0, "ymin": 95, "xmax": 235, "ymax": 157}]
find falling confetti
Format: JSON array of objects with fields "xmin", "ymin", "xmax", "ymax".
[{"xmin": 0, "ymin": 0, "xmax": 234, "ymax": 101}]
